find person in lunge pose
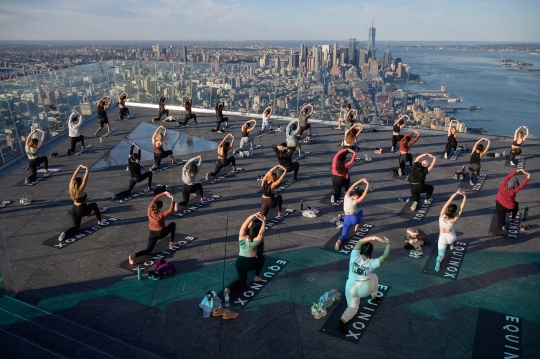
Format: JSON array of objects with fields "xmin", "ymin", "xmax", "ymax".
[
  {"xmin": 178, "ymin": 97, "xmax": 197, "ymax": 126},
  {"xmin": 128, "ymin": 192, "xmax": 176, "ymax": 265},
  {"xmin": 176, "ymin": 155, "xmax": 206, "ymax": 208},
  {"xmin": 469, "ymin": 138, "xmax": 490, "ymax": 186},
  {"xmin": 150, "ymin": 125, "xmax": 175, "ymax": 171},
  {"xmin": 409, "ymin": 153, "xmax": 436, "ymax": 211},
  {"xmin": 212, "ymin": 99, "xmax": 229, "ymax": 132},
  {"xmin": 273, "ymin": 143, "xmax": 300, "ymax": 181},
  {"xmin": 152, "ymin": 95, "xmax": 169, "ymax": 123},
  {"xmin": 435, "ymin": 189, "xmax": 467, "ymax": 272},
  {"xmin": 297, "ymin": 104, "xmax": 314, "ymax": 140},
  {"xmin": 338, "ymin": 235, "xmax": 390, "ymax": 334},
  {"xmin": 118, "ymin": 92, "xmax": 130, "ymax": 121},
  {"xmin": 444, "ymin": 119, "xmax": 459, "ymax": 159},
  {"xmin": 335, "ymin": 178, "xmax": 369, "ymax": 251},
  {"xmin": 343, "ymin": 109, "xmax": 357, "ymax": 132},
  {"xmin": 398, "ymin": 131, "xmax": 420, "ymax": 176},
  {"xmin": 58, "ymin": 165, "xmax": 107, "ymax": 241},
  {"xmin": 260, "ymin": 165, "xmax": 287, "ymax": 217},
  {"xmin": 509, "ymin": 125, "xmax": 528, "ymax": 166},
  {"xmin": 68, "ymin": 111, "xmax": 85, "ymax": 156},
  {"xmin": 331, "ymin": 148, "xmax": 356, "ymax": 204},
  {"xmin": 233, "ymin": 119, "xmax": 256, "ymax": 154},
  {"xmin": 390, "ymin": 115, "xmax": 409, "ymax": 153},
  {"xmin": 286, "ymin": 119, "xmax": 301, "ymax": 155},
  {"xmin": 205, "ymin": 133, "xmax": 236, "ymax": 181},
  {"xmin": 335, "ymin": 104, "xmax": 352, "ymax": 130},
  {"xmin": 24, "ymin": 129, "xmax": 48, "ymax": 184},
  {"xmin": 261, "ymin": 106, "xmax": 273, "ymax": 133},
  {"xmin": 95, "ymin": 96, "xmax": 113, "ymax": 137},
  {"xmin": 495, "ymin": 169, "xmax": 530, "ymax": 232},
  {"xmin": 342, "ymin": 123, "xmax": 363, "ymax": 148},
  {"xmin": 111, "ymin": 143, "xmax": 153, "ymax": 199}
]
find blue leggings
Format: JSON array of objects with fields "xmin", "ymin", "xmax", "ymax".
[{"xmin": 338, "ymin": 210, "xmax": 363, "ymax": 241}]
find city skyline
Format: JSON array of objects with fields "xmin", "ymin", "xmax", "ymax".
[{"xmin": 1, "ymin": 0, "xmax": 539, "ymax": 42}]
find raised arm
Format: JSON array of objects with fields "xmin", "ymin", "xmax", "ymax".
[
  {"xmin": 352, "ymin": 236, "xmax": 391, "ymax": 264},
  {"xmin": 264, "ymin": 106, "xmax": 273, "ymax": 117},
  {"xmin": 408, "ymin": 131, "xmax": 420, "ymax": 146},
  {"xmin": 215, "ymin": 101, "xmax": 221, "ymax": 110},
  {"xmin": 354, "ymin": 124, "xmax": 363, "ymax": 137},
  {"xmin": 480, "ymin": 138, "xmax": 490, "ymax": 157},
  {"xmin": 346, "ymin": 178, "xmax": 369, "ymax": 203},
  {"xmin": 522, "ymin": 126, "xmax": 529, "ymax": 142},
  {"xmin": 247, "ymin": 119, "xmax": 257, "ymax": 132},
  {"xmin": 161, "ymin": 192, "xmax": 175, "ymax": 217},
  {"xmin": 152, "ymin": 126, "xmax": 162, "ymax": 142},
  {"xmin": 25, "ymin": 130, "xmax": 36, "ymax": 146},
  {"xmin": 414, "ymin": 153, "xmax": 429, "ymax": 163},
  {"xmin": 513, "ymin": 127, "xmax": 522, "ymax": 141},
  {"xmin": 441, "ymin": 190, "xmax": 461, "ymax": 217},
  {"xmin": 36, "ymin": 129, "xmax": 46, "ymax": 147},
  {"xmin": 218, "ymin": 133, "xmax": 233, "ymax": 148},
  {"xmin": 471, "ymin": 138, "xmax": 483, "ymax": 153},
  {"xmin": 239, "ymin": 213, "xmax": 261, "ymax": 238},
  {"xmin": 307, "ymin": 104, "xmax": 314, "ymax": 116},
  {"xmin": 79, "ymin": 165, "xmax": 90, "ymax": 192},
  {"xmin": 426, "ymin": 153, "xmax": 436, "ymax": 172},
  {"xmin": 344, "ymin": 148, "xmax": 357, "ymax": 167},
  {"xmin": 105, "ymin": 96, "xmax": 113, "ymax": 110}
]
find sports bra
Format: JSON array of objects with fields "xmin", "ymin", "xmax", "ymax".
[
  {"xmin": 393, "ymin": 124, "xmax": 400, "ymax": 133},
  {"xmin": 262, "ymin": 181, "xmax": 274, "ymax": 197},
  {"xmin": 242, "ymin": 128, "xmax": 249, "ymax": 137},
  {"xmin": 26, "ymin": 148, "xmax": 38, "ymax": 157},
  {"xmin": 448, "ymin": 134, "xmax": 456, "ymax": 142},
  {"xmin": 75, "ymin": 193, "xmax": 87, "ymax": 204},
  {"xmin": 439, "ymin": 216, "xmax": 454, "ymax": 230},
  {"xmin": 512, "ymin": 140, "xmax": 521, "ymax": 147}
]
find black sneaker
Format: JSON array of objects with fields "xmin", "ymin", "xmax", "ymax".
[
  {"xmin": 67, "ymin": 149, "xmax": 72, "ymax": 156},
  {"xmin": 338, "ymin": 320, "xmax": 348, "ymax": 334}
]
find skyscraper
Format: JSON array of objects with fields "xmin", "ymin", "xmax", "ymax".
[
  {"xmin": 348, "ymin": 38, "xmax": 356, "ymax": 65},
  {"xmin": 333, "ymin": 43, "xmax": 338, "ymax": 66},
  {"xmin": 367, "ymin": 20, "xmax": 376, "ymax": 59},
  {"xmin": 183, "ymin": 46, "xmax": 188, "ymax": 63},
  {"xmin": 359, "ymin": 48, "xmax": 366, "ymax": 67},
  {"xmin": 300, "ymin": 44, "xmax": 307, "ymax": 62},
  {"xmin": 383, "ymin": 50, "xmax": 391, "ymax": 68},
  {"xmin": 313, "ymin": 47, "xmax": 320, "ymax": 71}
]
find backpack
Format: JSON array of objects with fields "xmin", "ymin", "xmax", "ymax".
[
  {"xmin": 155, "ymin": 258, "xmax": 176, "ymax": 276},
  {"xmin": 405, "ymin": 228, "xmax": 429, "ymax": 247}
]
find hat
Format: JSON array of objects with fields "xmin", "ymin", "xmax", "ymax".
[{"xmin": 506, "ymin": 177, "xmax": 520, "ymax": 190}]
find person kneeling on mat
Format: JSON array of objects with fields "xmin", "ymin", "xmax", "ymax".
[
  {"xmin": 95, "ymin": 96, "xmax": 113, "ymax": 137},
  {"xmin": 152, "ymin": 95, "xmax": 169, "ymax": 123},
  {"xmin": 24, "ymin": 129, "xmax": 48, "ymax": 185},
  {"xmin": 286, "ymin": 119, "xmax": 301, "ymax": 155},
  {"xmin": 206, "ymin": 134, "xmax": 236, "ymax": 181},
  {"xmin": 390, "ymin": 115, "xmax": 409, "ymax": 153},
  {"xmin": 272, "ymin": 143, "xmax": 300, "ymax": 181},
  {"xmin": 67, "ymin": 111, "xmax": 85, "ymax": 156},
  {"xmin": 335, "ymin": 178, "xmax": 369, "ymax": 251},
  {"xmin": 331, "ymin": 148, "xmax": 356, "ymax": 204},
  {"xmin": 398, "ymin": 131, "xmax": 420, "ymax": 176},
  {"xmin": 175, "ymin": 154, "xmax": 206, "ymax": 210},
  {"xmin": 118, "ymin": 92, "xmax": 130, "ymax": 120},
  {"xmin": 129, "ymin": 192, "xmax": 176, "ymax": 265},
  {"xmin": 469, "ymin": 137, "xmax": 490, "ymax": 186},
  {"xmin": 212, "ymin": 99, "xmax": 229, "ymax": 132},
  {"xmin": 409, "ymin": 153, "xmax": 436, "ymax": 211},
  {"xmin": 233, "ymin": 119, "xmax": 256, "ymax": 154},
  {"xmin": 495, "ymin": 169, "xmax": 530, "ymax": 233},
  {"xmin": 260, "ymin": 165, "xmax": 287, "ymax": 217},
  {"xmin": 297, "ymin": 104, "xmax": 314, "ymax": 141},
  {"xmin": 111, "ymin": 143, "xmax": 152, "ymax": 199},
  {"xmin": 178, "ymin": 97, "xmax": 197, "ymax": 126},
  {"xmin": 151, "ymin": 126, "xmax": 176, "ymax": 171},
  {"xmin": 436, "ymin": 189, "xmax": 467, "ymax": 272},
  {"xmin": 339, "ymin": 235, "xmax": 390, "ymax": 334}
]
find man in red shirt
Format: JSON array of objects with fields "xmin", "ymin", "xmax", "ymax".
[{"xmin": 495, "ymin": 169, "xmax": 530, "ymax": 231}]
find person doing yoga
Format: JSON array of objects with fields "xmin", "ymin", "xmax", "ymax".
[
  {"xmin": 128, "ymin": 192, "xmax": 176, "ymax": 265},
  {"xmin": 212, "ymin": 99, "xmax": 229, "ymax": 132},
  {"xmin": 260, "ymin": 165, "xmax": 287, "ymax": 217},
  {"xmin": 409, "ymin": 153, "xmax": 436, "ymax": 211},
  {"xmin": 152, "ymin": 95, "xmax": 169, "ymax": 123},
  {"xmin": 175, "ymin": 155, "xmax": 206, "ymax": 208},
  {"xmin": 444, "ymin": 119, "xmax": 460, "ymax": 159},
  {"xmin": 335, "ymin": 178, "xmax": 369, "ymax": 251},
  {"xmin": 343, "ymin": 109, "xmax": 357, "ymax": 132},
  {"xmin": 261, "ymin": 106, "xmax": 273, "ymax": 133},
  {"xmin": 117, "ymin": 92, "xmax": 130, "ymax": 121},
  {"xmin": 286, "ymin": 119, "xmax": 301, "ymax": 155},
  {"xmin": 338, "ymin": 235, "xmax": 390, "ymax": 334},
  {"xmin": 390, "ymin": 115, "xmax": 409, "ymax": 153},
  {"xmin": 67, "ymin": 111, "xmax": 85, "ymax": 156},
  {"xmin": 272, "ymin": 143, "xmax": 300, "ymax": 181},
  {"xmin": 24, "ymin": 129, "xmax": 48, "ymax": 184},
  {"xmin": 331, "ymin": 148, "xmax": 356, "ymax": 204},
  {"xmin": 58, "ymin": 165, "xmax": 107, "ymax": 241},
  {"xmin": 495, "ymin": 169, "xmax": 530, "ymax": 232},
  {"xmin": 233, "ymin": 119, "xmax": 256, "ymax": 154},
  {"xmin": 342, "ymin": 123, "xmax": 363, "ymax": 148},
  {"xmin": 398, "ymin": 131, "xmax": 420, "ymax": 176},
  {"xmin": 111, "ymin": 143, "xmax": 153, "ymax": 199},
  {"xmin": 509, "ymin": 125, "xmax": 528, "ymax": 166},
  {"xmin": 205, "ymin": 133, "xmax": 236, "ymax": 181},
  {"xmin": 469, "ymin": 138, "xmax": 490, "ymax": 186},
  {"xmin": 297, "ymin": 104, "xmax": 314, "ymax": 140},
  {"xmin": 178, "ymin": 97, "xmax": 197, "ymax": 126},
  {"xmin": 335, "ymin": 104, "xmax": 352, "ymax": 130},
  {"xmin": 435, "ymin": 189, "xmax": 467, "ymax": 272},
  {"xmin": 150, "ymin": 125, "xmax": 175, "ymax": 171},
  {"xmin": 94, "ymin": 96, "xmax": 113, "ymax": 137}
]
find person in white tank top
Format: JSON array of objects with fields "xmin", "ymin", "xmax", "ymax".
[{"xmin": 436, "ymin": 189, "xmax": 467, "ymax": 272}]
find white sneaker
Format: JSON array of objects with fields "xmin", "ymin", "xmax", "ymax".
[
  {"xmin": 58, "ymin": 232, "xmax": 65, "ymax": 242},
  {"xmin": 330, "ymin": 195, "xmax": 335, "ymax": 204},
  {"xmin": 424, "ymin": 199, "xmax": 433, "ymax": 205},
  {"xmin": 444, "ymin": 153, "xmax": 448, "ymax": 159},
  {"xmin": 469, "ymin": 180, "xmax": 474, "ymax": 186},
  {"xmin": 99, "ymin": 220, "xmax": 108, "ymax": 225},
  {"xmin": 509, "ymin": 161, "xmax": 515, "ymax": 166},
  {"xmin": 111, "ymin": 194, "xmax": 117, "ymax": 200},
  {"xmin": 410, "ymin": 201, "xmax": 418, "ymax": 211}
]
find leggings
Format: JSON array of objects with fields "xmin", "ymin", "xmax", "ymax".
[
  {"xmin": 228, "ymin": 255, "xmax": 265, "ymax": 291},
  {"xmin": 70, "ymin": 136, "xmax": 84, "ymax": 153},
  {"xmin": 260, "ymin": 195, "xmax": 282, "ymax": 217},
  {"xmin": 178, "ymin": 183, "xmax": 204, "ymax": 206},
  {"xmin": 275, "ymin": 162, "xmax": 300, "ymax": 180},
  {"xmin": 180, "ymin": 113, "xmax": 197, "ymax": 125},
  {"xmin": 436, "ymin": 230, "xmax": 457, "ymax": 264},
  {"xmin": 236, "ymin": 136, "xmax": 253, "ymax": 151},
  {"xmin": 215, "ymin": 117, "xmax": 228, "ymax": 129},
  {"xmin": 391, "ymin": 134, "xmax": 403, "ymax": 149},
  {"xmin": 64, "ymin": 202, "xmax": 102, "ymax": 238},
  {"xmin": 119, "ymin": 107, "xmax": 129, "ymax": 119},
  {"xmin": 134, "ymin": 222, "xmax": 176, "ymax": 258},
  {"xmin": 27, "ymin": 156, "xmax": 48, "ymax": 182},
  {"xmin": 410, "ymin": 183, "xmax": 434, "ymax": 203},
  {"xmin": 496, "ymin": 200, "xmax": 518, "ymax": 228},
  {"xmin": 332, "ymin": 175, "xmax": 350, "ymax": 200},
  {"xmin": 154, "ymin": 150, "xmax": 173, "ymax": 168},
  {"xmin": 153, "ymin": 109, "xmax": 169, "ymax": 122},
  {"xmin": 297, "ymin": 124, "xmax": 311, "ymax": 136},
  {"xmin": 445, "ymin": 141, "xmax": 458, "ymax": 156},
  {"xmin": 341, "ymin": 275, "xmax": 379, "ymax": 323},
  {"xmin": 399, "ymin": 153, "xmax": 413, "ymax": 173},
  {"xmin": 209, "ymin": 157, "xmax": 235, "ymax": 176},
  {"xmin": 468, "ymin": 163, "xmax": 481, "ymax": 181},
  {"xmin": 510, "ymin": 148, "xmax": 522, "ymax": 162},
  {"xmin": 261, "ymin": 120, "xmax": 273, "ymax": 131},
  {"xmin": 116, "ymin": 172, "xmax": 153, "ymax": 197},
  {"xmin": 338, "ymin": 210, "xmax": 363, "ymax": 241}
]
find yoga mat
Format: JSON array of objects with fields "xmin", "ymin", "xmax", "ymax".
[
  {"xmin": 256, "ymin": 177, "xmax": 298, "ymax": 194},
  {"xmin": 41, "ymin": 216, "xmax": 122, "ymax": 249},
  {"xmin": 151, "ymin": 160, "xmax": 186, "ymax": 174},
  {"xmin": 397, "ymin": 200, "xmax": 432, "ymax": 221},
  {"xmin": 320, "ymin": 224, "xmax": 376, "ymax": 256},
  {"xmin": 319, "ymin": 284, "xmax": 391, "ymax": 344},
  {"xmin": 421, "ymin": 240, "xmax": 468, "ymax": 281},
  {"xmin": 207, "ymin": 168, "xmax": 244, "ymax": 184},
  {"xmin": 100, "ymin": 128, "xmax": 117, "ymax": 138},
  {"xmin": 174, "ymin": 194, "xmax": 222, "ymax": 218},
  {"xmin": 110, "ymin": 185, "xmax": 158, "ymax": 204},
  {"xmin": 116, "ymin": 234, "xmax": 197, "ymax": 272},
  {"xmin": 488, "ymin": 209, "xmax": 522, "ymax": 239},
  {"xmin": 178, "ymin": 121, "xmax": 204, "ymax": 128},
  {"xmin": 15, "ymin": 172, "xmax": 56, "ymax": 186},
  {"xmin": 472, "ymin": 309, "xmax": 522, "ymax": 359},
  {"xmin": 457, "ymin": 174, "xmax": 487, "ymax": 192},
  {"xmin": 504, "ymin": 156, "xmax": 525, "ymax": 169},
  {"xmin": 37, "ymin": 168, "xmax": 60, "ymax": 173}
]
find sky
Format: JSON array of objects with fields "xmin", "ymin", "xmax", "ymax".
[{"xmin": 0, "ymin": 0, "xmax": 539, "ymax": 42}]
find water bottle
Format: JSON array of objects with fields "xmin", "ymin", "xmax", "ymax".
[
  {"xmin": 461, "ymin": 166, "xmax": 465, "ymax": 174},
  {"xmin": 503, "ymin": 150, "xmax": 506, "ymax": 157},
  {"xmin": 224, "ymin": 294, "xmax": 230, "ymax": 307},
  {"xmin": 378, "ymin": 143, "xmax": 381, "ymax": 150},
  {"xmin": 137, "ymin": 266, "xmax": 141, "ymax": 280},
  {"xmin": 300, "ymin": 200, "xmax": 304, "ymax": 211},
  {"xmin": 100, "ymin": 137, "xmax": 102, "ymax": 143}
]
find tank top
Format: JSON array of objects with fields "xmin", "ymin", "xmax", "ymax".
[
  {"xmin": 393, "ymin": 124, "xmax": 400, "ymax": 133},
  {"xmin": 512, "ymin": 140, "xmax": 521, "ymax": 147},
  {"xmin": 154, "ymin": 143, "xmax": 163, "ymax": 154},
  {"xmin": 239, "ymin": 239, "xmax": 258, "ymax": 258},
  {"xmin": 75, "ymin": 193, "xmax": 87, "ymax": 204},
  {"xmin": 447, "ymin": 134, "xmax": 456, "ymax": 143},
  {"xmin": 470, "ymin": 151, "xmax": 481, "ymax": 165},
  {"xmin": 97, "ymin": 106, "xmax": 107, "ymax": 119},
  {"xmin": 262, "ymin": 181, "xmax": 274, "ymax": 197},
  {"xmin": 242, "ymin": 127, "xmax": 249, "ymax": 137},
  {"xmin": 343, "ymin": 194, "xmax": 356, "ymax": 213},
  {"xmin": 439, "ymin": 216, "xmax": 454, "ymax": 230}
]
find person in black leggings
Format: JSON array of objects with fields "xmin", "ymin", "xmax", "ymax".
[
  {"xmin": 178, "ymin": 97, "xmax": 197, "ymax": 126},
  {"xmin": 469, "ymin": 138, "xmax": 490, "ymax": 186},
  {"xmin": 444, "ymin": 119, "xmax": 459, "ymax": 159},
  {"xmin": 150, "ymin": 125, "xmax": 176, "ymax": 171},
  {"xmin": 331, "ymin": 148, "xmax": 356, "ymax": 203},
  {"xmin": 176, "ymin": 155, "xmax": 206, "ymax": 209},
  {"xmin": 94, "ymin": 96, "xmax": 113, "ymax": 137},
  {"xmin": 272, "ymin": 143, "xmax": 300, "ymax": 180},
  {"xmin": 205, "ymin": 134, "xmax": 236, "ymax": 181},
  {"xmin": 118, "ymin": 92, "xmax": 130, "ymax": 121},
  {"xmin": 59, "ymin": 165, "xmax": 107, "ymax": 241},
  {"xmin": 398, "ymin": 131, "xmax": 420, "ymax": 176},
  {"xmin": 509, "ymin": 126, "xmax": 528, "ymax": 166},
  {"xmin": 390, "ymin": 115, "xmax": 409, "ymax": 153},
  {"xmin": 408, "ymin": 153, "xmax": 436, "ymax": 211},
  {"xmin": 24, "ymin": 129, "xmax": 48, "ymax": 184},
  {"xmin": 128, "ymin": 192, "xmax": 176, "ymax": 264},
  {"xmin": 260, "ymin": 165, "xmax": 287, "ymax": 217},
  {"xmin": 152, "ymin": 95, "xmax": 169, "ymax": 123},
  {"xmin": 111, "ymin": 143, "xmax": 153, "ymax": 199},
  {"xmin": 212, "ymin": 99, "xmax": 229, "ymax": 132}
]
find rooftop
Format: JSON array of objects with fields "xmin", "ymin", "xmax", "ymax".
[{"xmin": 0, "ymin": 107, "xmax": 539, "ymax": 359}]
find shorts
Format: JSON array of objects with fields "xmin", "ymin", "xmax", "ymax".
[{"xmin": 99, "ymin": 118, "xmax": 109, "ymax": 128}]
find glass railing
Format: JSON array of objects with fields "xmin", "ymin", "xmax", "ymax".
[{"xmin": 1, "ymin": 59, "xmax": 538, "ymax": 166}]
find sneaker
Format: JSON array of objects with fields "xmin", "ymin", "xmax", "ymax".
[
  {"xmin": 469, "ymin": 180, "xmax": 474, "ymax": 186},
  {"xmin": 338, "ymin": 320, "xmax": 348, "ymax": 334},
  {"xmin": 410, "ymin": 201, "xmax": 418, "ymax": 211},
  {"xmin": 205, "ymin": 173, "xmax": 210, "ymax": 181},
  {"xmin": 58, "ymin": 232, "xmax": 65, "ymax": 242},
  {"xmin": 311, "ymin": 304, "xmax": 327, "ymax": 319},
  {"xmin": 435, "ymin": 261, "xmax": 441, "ymax": 272},
  {"xmin": 67, "ymin": 149, "xmax": 72, "ymax": 156},
  {"xmin": 99, "ymin": 220, "xmax": 108, "ymax": 225},
  {"xmin": 212, "ymin": 307, "xmax": 239, "ymax": 320},
  {"xmin": 509, "ymin": 161, "xmax": 515, "ymax": 166},
  {"xmin": 409, "ymin": 251, "xmax": 421, "ymax": 258},
  {"xmin": 99, "ymin": 206, "xmax": 108, "ymax": 213},
  {"xmin": 111, "ymin": 194, "xmax": 117, "ymax": 200},
  {"xmin": 217, "ymin": 130, "xmax": 223, "ymax": 133},
  {"xmin": 424, "ymin": 199, "xmax": 432, "ymax": 205},
  {"xmin": 444, "ymin": 153, "xmax": 448, "ymax": 159},
  {"xmin": 398, "ymin": 168, "xmax": 403, "ymax": 176},
  {"xmin": 330, "ymin": 195, "xmax": 335, "ymax": 204}
]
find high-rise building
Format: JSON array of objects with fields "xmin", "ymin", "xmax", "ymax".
[
  {"xmin": 274, "ymin": 56, "xmax": 280, "ymax": 68},
  {"xmin": 155, "ymin": 43, "xmax": 160, "ymax": 57},
  {"xmin": 260, "ymin": 53, "xmax": 269, "ymax": 68},
  {"xmin": 183, "ymin": 46, "xmax": 188, "ymax": 63},
  {"xmin": 333, "ymin": 43, "xmax": 338, "ymax": 66},
  {"xmin": 313, "ymin": 47, "xmax": 320, "ymax": 71},
  {"xmin": 321, "ymin": 45, "xmax": 331, "ymax": 67},
  {"xmin": 382, "ymin": 50, "xmax": 391, "ymax": 68},
  {"xmin": 348, "ymin": 38, "xmax": 356, "ymax": 65},
  {"xmin": 368, "ymin": 20, "xmax": 376, "ymax": 59},
  {"xmin": 359, "ymin": 48, "xmax": 366, "ymax": 66},
  {"xmin": 300, "ymin": 44, "xmax": 307, "ymax": 62}
]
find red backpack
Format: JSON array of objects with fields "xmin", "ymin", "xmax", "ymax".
[
  {"xmin": 155, "ymin": 258, "xmax": 176, "ymax": 276},
  {"xmin": 406, "ymin": 228, "xmax": 429, "ymax": 245}
]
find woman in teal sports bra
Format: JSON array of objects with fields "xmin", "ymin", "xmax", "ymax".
[{"xmin": 25, "ymin": 129, "xmax": 48, "ymax": 184}]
